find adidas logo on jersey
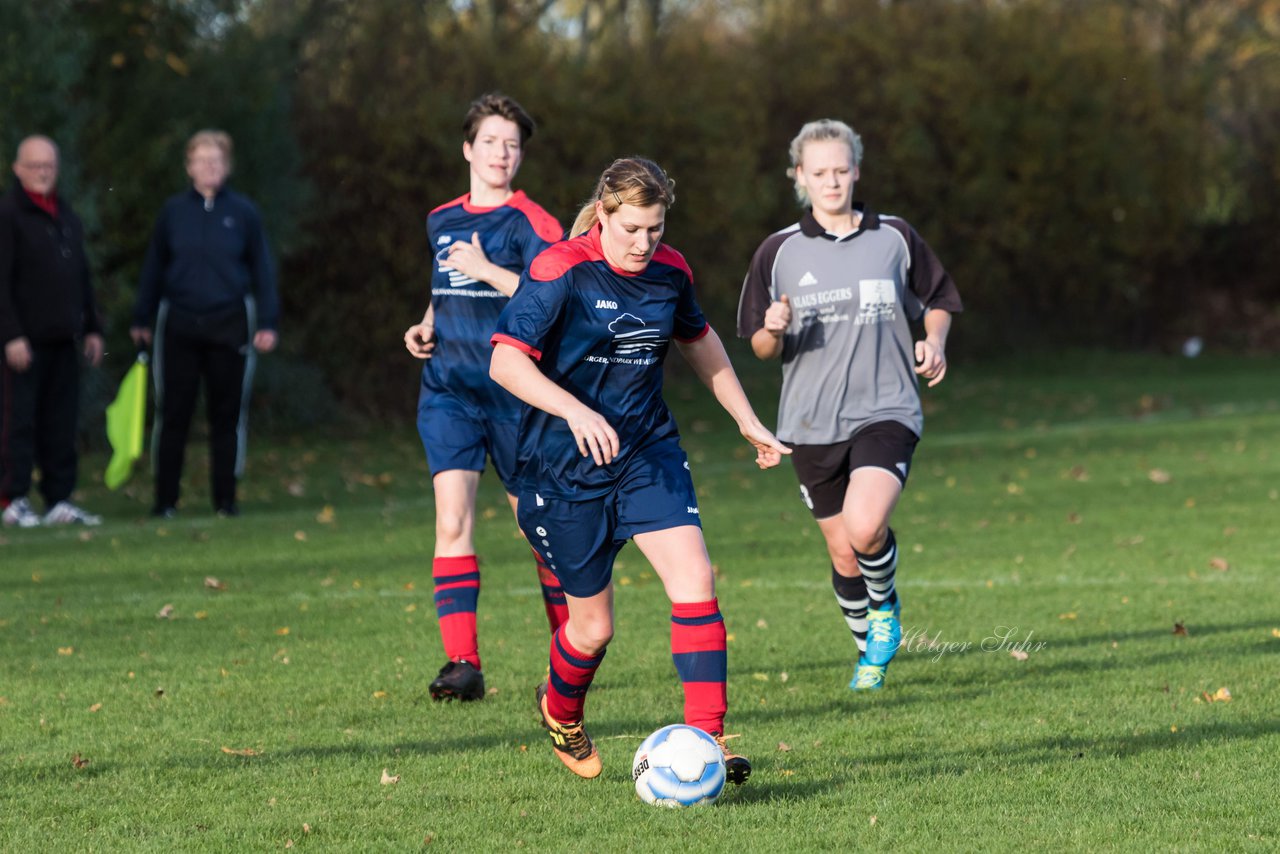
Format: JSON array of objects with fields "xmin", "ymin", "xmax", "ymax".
[
  {"xmin": 437, "ymin": 235, "xmax": 451, "ymax": 245},
  {"xmin": 798, "ymin": 271, "xmax": 819, "ymax": 287},
  {"xmin": 595, "ymin": 299, "xmax": 619, "ymax": 310}
]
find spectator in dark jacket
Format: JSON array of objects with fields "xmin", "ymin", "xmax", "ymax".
[
  {"xmin": 130, "ymin": 130, "xmax": 278, "ymax": 518},
  {"xmin": 1, "ymin": 135, "xmax": 104, "ymax": 527}
]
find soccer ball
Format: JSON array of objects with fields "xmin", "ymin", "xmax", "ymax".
[{"xmin": 631, "ymin": 724, "xmax": 727, "ymax": 807}]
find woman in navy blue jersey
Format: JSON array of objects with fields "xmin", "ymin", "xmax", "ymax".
[
  {"xmin": 402, "ymin": 93, "xmax": 566, "ymax": 703},
  {"xmin": 490, "ymin": 157, "xmax": 788, "ymax": 783}
]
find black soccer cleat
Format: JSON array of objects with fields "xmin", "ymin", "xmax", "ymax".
[
  {"xmin": 429, "ymin": 660, "xmax": 485, "ymax": 702},
  {"xmin": 712, "ymin": 732, "xmax": 752, "ymax": 785}
]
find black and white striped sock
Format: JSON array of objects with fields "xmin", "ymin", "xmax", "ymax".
[
  {"xmin": 832, "ymin": 566, "xmax": 869, "ymax": 654},
  {"xmin": 856, "ymin": 529, "xmax": 898, "ymax": 611}
]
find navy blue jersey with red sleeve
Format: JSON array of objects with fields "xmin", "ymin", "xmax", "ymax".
[
  {"xmin": 422, "ymin": 190, "xmax": 561, "ymax": 418},
  {"xmin": 491, "ymin": 226, "xmax": 710, "ymax": 499}
]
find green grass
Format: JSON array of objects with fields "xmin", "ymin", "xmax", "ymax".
[{"xmin": 3, "ymin": 351, "xmax": 1280, "ymax": 852}]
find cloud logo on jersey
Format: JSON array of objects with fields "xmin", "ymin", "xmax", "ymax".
[
  {"xmin": 436, "ymin": 236, "xmax": 479, "ymax": 288},
  {"xmin": 608, "ymin": 313, "xmax": 665, "ymax": 355}
]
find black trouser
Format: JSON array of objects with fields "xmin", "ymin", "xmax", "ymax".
[
  {"xmin": 0, "ymin": 340, "xmax": 80, "ymax": 508},
  {"xmin": 152, "ymin": 302, "xmax": 252, "ymax": 512}
]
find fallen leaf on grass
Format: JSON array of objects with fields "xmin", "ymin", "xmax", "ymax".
[
  {"xmin": 88, "ymin": 703, "xmax": 102, "ymax": 713},
  {"xmin": 1208, "ymin": 557, "xmax": 1229, "ymax": 572},
  {"xmin": 156, "ymin": 604, "xmax": 175, "ymax": 620},
  {"xmin": 221, "ymin": 746, "xmax": 260, "ymax": 756},
  {"xmin": 372, "ymin": 691, "xmax": 388, "ymax": 699},
  {"xmin": 275, "ymin": 627, "xmax": 290, "ymax": 636},
  {"xmin": 1148, "ymin": 469, "xmax": 1172, "ymax": 484},
  {"xmin": 285, "ymin": 840, "xmax": 294, "ymax": 849},
  {"xmin": 1201, "ymin": 687, "xmax": 1232, "ymax": 703},
  {"xmin": 294, "ymin": 531, "xmax": 308, "ymax": 542},
  {"xmin": 1271, "ymin": 629, "xmax": 1280, "ymax": 638},
  {"xmin": 380, "ymin": 768, "xmax": 400, "ymax": 785},
  {"xmin": 57, "ymin": 647, "xmax": 75, "ymax": 656},
  {"xmin": 869, "ymin": 815, "xmax": 878, "ymax": 826},
  {"xmin": 1009, "ymin": 649, "xmax": 1029, "ymax": 661},
  {"xmin": 303, "ymin": 824, "xmax": 312, "ymax": 834},
  {"xmin": 1058, "ymin": 612, "xmax": 1077, "ymax": 621},
  {"xmin": 316, "ymin": 505, "xmax": 335, "ymax": 524},
  {"xmin": 71, "ymin": 753, "xmax": 89, "ymax": 769},
  {"xmin": 204, "ymin": 576, "xmax": 226, "ymax": 591},
  {"xmin": 1172, "ymin": 622, "xmax": 1189, "ymax": 637},
  {"xmin": 777, "ymin": 742, "xmax": 791, "ymax": 752},
  {"xmin": 1066, "ymin": 512, "xmax": 1082, "ymax": 524}
]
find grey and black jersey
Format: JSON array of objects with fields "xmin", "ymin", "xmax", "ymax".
[{"xmin": 737, "ymin": 206, "xmax": 962, "ymax": 445}]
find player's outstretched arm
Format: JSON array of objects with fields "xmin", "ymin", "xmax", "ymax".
[
  {"xmin": 490, "ymin": 342, "xmax": 620, "ymax": 465},
  {"xmin": 914, "ymin": 308, "xmax": 952, "ymax": 388},
  {"xmin": 676, "ymin": 327, "xmax": 790, "ymax": 470}
]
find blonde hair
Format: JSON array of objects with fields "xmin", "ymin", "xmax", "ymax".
[
  {"xmin": 186, "ymin": 129, "xmax": 234, "ymax": 170},
  {"xmin": 787, "ymin": 119, "xmax": 863, "ymax": 205},
  {"xmin": 569, "ymin": 157, "xmax": 676, "ymax": 237}
]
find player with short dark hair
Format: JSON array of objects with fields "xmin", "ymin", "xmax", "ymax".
[
  {"xmin": 403, "ymin": 93, "xmax": 564, "ymax": 702},
  {"xmin": 490, "ymin": 156, "xmax": 788, "ymax": 783},
  {"xmin": 737, "ymin": 119, "xmax": 963, "ymax": 691}
]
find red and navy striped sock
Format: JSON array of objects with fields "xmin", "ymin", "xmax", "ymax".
[
  {"xmin": 531, "ymin": 546, "xmax": 568, "ymax": 635},
  {"xmin": 432, "ymin": 555, "xmax": 481, "ymax": 670},
  {"xmin": 546, "ymin": 626, "xmax": 605, "ymax": 724},
  {"xmin": 671, "ymin": 599, "xmax": 728, "ymax": 735}
]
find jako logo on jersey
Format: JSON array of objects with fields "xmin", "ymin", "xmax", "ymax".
[
  {"xmin": 686, "ymin": 506, "xmax": 700, "ymax": 515},
  {"xmin": 595, "ymin": 299, "xmax": 619, "ymax": 310},
  {"xmin": 798, "ymin": 271, "xmax": 819, "ymax": 287},
  {"xmin": 437, "ymin": 235, "xmax": 452, "ymax": 245},
  {"xmin": 608, "ymin": 313, "xmax": 664, "ymax": 354}
]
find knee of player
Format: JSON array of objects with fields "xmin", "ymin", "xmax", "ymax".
[
  {"xmin": 572, "ymin": 618, "xmax": 614, "ymax": 655},
  {"xmin": 847, "ymin": 521, "xmax": 890, "ymax": 555},
  {"xmin": 434, "ymin": 509, "xmax": 473, "ymax": 543}
]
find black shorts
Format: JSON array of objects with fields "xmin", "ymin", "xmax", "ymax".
[{"xmin": 787, "ymin": 421, "xmax": 920, "ymax": 519}]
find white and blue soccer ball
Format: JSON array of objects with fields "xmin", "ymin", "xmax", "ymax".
[{"xmin": 631, "ymin": 724, "xmax": 727, "ymax": 807}]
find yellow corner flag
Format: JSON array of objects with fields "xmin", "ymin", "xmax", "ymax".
[{"xmin": 105, "ymin": 352, "xmax": 149, "ymax": 490}]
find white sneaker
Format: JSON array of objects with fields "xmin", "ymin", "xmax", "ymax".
[
  {"xmin": 2, "ymin": 497, "xmax": 41, "ymax": 528},
  {"xmin": 43, "ymin": 501, "xmax": 102, "ymax": 526}
]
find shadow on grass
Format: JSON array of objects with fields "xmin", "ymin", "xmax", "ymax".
[{"xmin": 857, "ymin": 717, "xmax": 1280, "ymax": 778}]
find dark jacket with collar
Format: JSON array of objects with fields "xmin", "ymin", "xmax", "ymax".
[
  {"xmin": 132, "ymin": 186, "xmax": 279, "ymax": 331},
  {"xmin": 0, "ymin": 184, "xmax": 102, "ymax": 346}
]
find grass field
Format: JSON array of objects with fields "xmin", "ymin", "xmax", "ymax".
[{"xmin": 3, "ymin": 351, "xmax": 1279, "ymax": 852}]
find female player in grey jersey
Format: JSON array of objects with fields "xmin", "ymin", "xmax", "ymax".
[{"xmin": 736, "ymin": 119, "xmax": 963, "ymax": 691}]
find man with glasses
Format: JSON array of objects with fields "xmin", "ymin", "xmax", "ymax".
[{"xmin": 1, "ymin": 135, "xmax": 104, "ymax": 527}]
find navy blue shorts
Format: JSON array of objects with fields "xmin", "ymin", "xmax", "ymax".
[
  {"xmin": 417, "ymin": 390, "xmax": 520, "ymax": 494},
  {"xmin": 516, "ymin": 439, "xmax": 701, "ymax": 599}
]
